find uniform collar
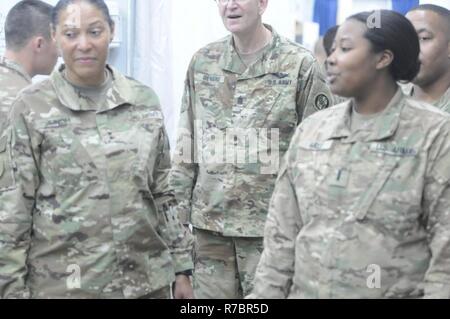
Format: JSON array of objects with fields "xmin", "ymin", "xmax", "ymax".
[
  {"xmin": 327, "ymin": 88, "xmax": 405, "ymax": 143},
  {"xmin": 434, "ymin": 86, "xmax": 450, "ymax": 112},
  {"xmin": 219, "ymin": 24, "xmax": 284, "ymax": 78},
  {"xmin": 51, "ymin": 64, "xmax": 136, "ymax": 112},
  {"xmin": 0, "ymin": 56, "xmax": 32, "ymax": 83},
  {"xmin": 399, "ymin": 82, "xmax": 414, "ymax": 96},
  {"xmin": 406, "ymin": 84, "xmax": 450, "ymax": 111}
]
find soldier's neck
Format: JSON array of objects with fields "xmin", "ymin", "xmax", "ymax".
[
  {"xmin": 233, "ymin": 24, "xmax": 272, "ymax": 55},
  {"xmin": 353, "ymin": 77, "xmax": 398, "ymax": 115},
  {"xmin": 413, "ymin": 72, "xmax": 450, "ymax": 104},
  {"xmin": 4, "ymin": 49, "xmax": 34, "ymax": 78}
]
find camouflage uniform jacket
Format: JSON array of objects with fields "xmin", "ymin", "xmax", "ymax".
[
  {"xmin": 0, "ymin": 65, "xmax": 193, "ymax": 299},
  {"xmin": 402, "ymin": 83, "xmax": 450, "ymax": 113},
  {"xmin": 171, "ymin": 25, "xmax": 332, "ymax": 237},
  {"xmin": 0, "ymin": 56, "xmax": 31, "ymax": 133},
  {"xmin": 251, "ymin": 89, "xmax": 450, "ymax": 298}
]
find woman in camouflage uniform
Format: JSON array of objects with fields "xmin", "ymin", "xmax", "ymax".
[
  {"xmin": 0, "ymin": 0, "xmax": 193, "ymax": 299},
  {"xmin": 250, "ymin": 10, "xmax": 450, "ymax": 299}
]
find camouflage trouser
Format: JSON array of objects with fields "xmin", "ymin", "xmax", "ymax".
[
  {"xmin": 102, "ymin": 283, "xmax": 171, "ymax": 299},
  {"xmin": 192, "ymin": 228, "xmax": 264, "ymax": 299}
]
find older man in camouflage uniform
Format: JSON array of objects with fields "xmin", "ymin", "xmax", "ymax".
[
  {"xmin": 171, "ymin": 0, "xmax": 332, "ymax": 299},
  {"xmin": 0, "ymin": 64, "xmax": 194, "ymax": 299},
  {"xmin": 404, "ymin": 4, "xmax": 450, "ymax": 112},
  {"xmin": 0, "ymin": 0, "xmax": 58, "ymax": 134},
  {"xmin": 250, "ymin": 89, "xmax": 450, "ymax": 299}
]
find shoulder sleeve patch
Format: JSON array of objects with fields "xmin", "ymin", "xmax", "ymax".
[{"xmin": 314, "ymin": 94, "xmax": 330, "ymax": 111}]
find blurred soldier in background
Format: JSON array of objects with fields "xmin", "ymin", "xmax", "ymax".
[
  {"xmin": 314, "ymin": 36, "xmax": 327, "ymax": 67},
  {"xmin": 405, "ymin": 4, "xmax": 450, "ymax": 112},
  {"xmin": 0, "ymin": 0, "xmax": 58, "ymax": 133}
]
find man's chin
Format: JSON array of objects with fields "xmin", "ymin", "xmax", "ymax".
[{"xmin": 412, "ymin": 75, "xmax": 426, "ymax": 87}]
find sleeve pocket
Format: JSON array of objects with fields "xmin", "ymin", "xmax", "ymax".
[{"xmin": 0, "ymin": 135, "xmax": 15, "ymax": 190}]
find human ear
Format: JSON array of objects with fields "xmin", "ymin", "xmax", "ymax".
[{"xmin": 376, "ymin": 49, "xmax": 394, "ymax": 71}]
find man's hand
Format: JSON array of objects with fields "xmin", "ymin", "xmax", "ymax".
[{"xmin": 173, "ymin": 275, "xmax": 195, "ymax": 299}]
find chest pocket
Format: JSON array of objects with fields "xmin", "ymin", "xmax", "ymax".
[
  {"xmin": 194, "ymin": 72, "xmax": 296, "ymax": 129},
  {"xmin": 296, "ymin": 140, "xmax": 334, "ymax": 163},
  {"xmin": 234, "ymin": 73, "xmax": 299, "ymax": 129},
  {"xmin": 293, "ymin": 140, "xmax": 335, "ymax": 219},
  {"xmin": 294, "ymin": 140, "xmax": 418, "ymax": 224},
  {"xmin": 38, "ymin": 118, "xmax": 99, "ymax": 188},
  {"xmin": 236, "ymin": 85, "xmax": 283, "ymax": 128},
  {"xmin": 351, "ymin": 157, "xmax": 400, "ymax": 221},
  {"xmin": 194, "ymin": 73, "xmax": 229, "ymax": 129},
  {"xmin": 251, "ymin": 74, "xmax": 297, "ymax": 129},
  {"xmin": 349, "ymin": 142, "xmax": 419, "ymax": 223},
  {"xmin": 0, "ymin": 134, "xmax": 15, "ymax": 191}
]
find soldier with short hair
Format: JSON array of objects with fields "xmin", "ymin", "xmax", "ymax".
[
  {"xmin": 405, "ymin": 4, "xmax": 450, "ymax": 112},
  {"xmin": 171, "ymin": 0, "xmax": 332, "ymax": 299},
  {"xmin": 0, "ymin": 0, "xmax": 58, "ymax": 133}
]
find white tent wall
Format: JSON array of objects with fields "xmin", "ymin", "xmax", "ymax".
[{"xmin": 133, "ymin": 0, "xmax": 176, "ymax": 142}]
